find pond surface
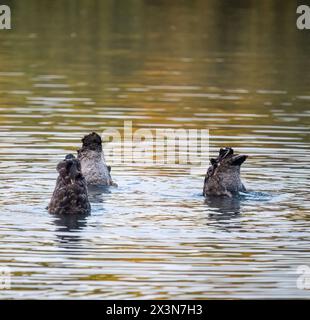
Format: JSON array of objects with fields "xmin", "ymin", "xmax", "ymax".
[{"xmin": 0, "ymin": 0, "xmax": 309, "ymax": 299}]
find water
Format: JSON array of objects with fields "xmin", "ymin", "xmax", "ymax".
[{"xmin": 0, "ymin": 0, "xmax": 310, "ymax": 299}]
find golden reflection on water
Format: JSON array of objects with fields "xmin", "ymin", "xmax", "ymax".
[{"xmin": 0, "ymin": 0, "xmax": 309, "ymax": 299}]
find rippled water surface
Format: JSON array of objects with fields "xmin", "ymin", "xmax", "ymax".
[{"xmin": 0, "ymin": 1, "xmax": 310, "ymax": 299}]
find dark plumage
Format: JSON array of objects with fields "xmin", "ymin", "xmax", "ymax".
[
  {"xmin": 80, "ymin": 132, "xmax": 103, "ymax": 153},
  {"xmin": 48, "ymin": 154, "xmax": 91, "ymax": 215},
  {"xmin": 203, "ymin": 147, "xmax": 248, "ymax": 197}
]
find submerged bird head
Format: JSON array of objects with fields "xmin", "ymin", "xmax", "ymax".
[{"xmin": 204, "ymin": 147, "xmax": 248, "ymax": 196}]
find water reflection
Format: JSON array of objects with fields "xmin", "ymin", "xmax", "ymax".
[
  {"xmin": 0, "ymin": 0, "xmax": 309, "ymax": 299},
  {"xmin": 205, "ymin": 195, "xmax": 241, "ymax": 215},
  {"xmin": 53, "ymin": 214, "xmax": 89, "ymax": 243},
  {"xmin": 87, "ymin": 185, "xmax": 113, "ymax": 203}
]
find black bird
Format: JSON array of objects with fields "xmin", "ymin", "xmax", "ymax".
[{"xmin": 48, "ymin": 154, "xmax": 91, "ymax": 215}]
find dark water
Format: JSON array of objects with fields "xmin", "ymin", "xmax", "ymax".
[{"xmin": 0, "ymin": 0, "xmax": 310, "ymax": 299}]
